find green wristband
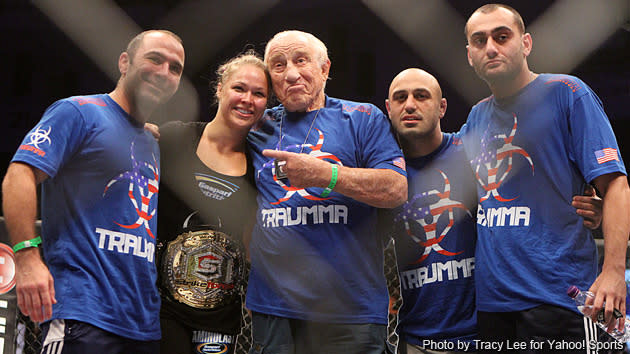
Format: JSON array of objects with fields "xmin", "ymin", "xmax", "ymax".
[
  {"xmin": 321, "ymin": 164, "xmax": 338, "ymax": 198},
  {"xmin": 12, "ymin": 236, "xmax": 42, "ymax": 253}
]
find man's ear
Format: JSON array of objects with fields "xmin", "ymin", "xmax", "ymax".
[
  {"xmin": 385, "ymin": 99, "xmax": 391, "ymax": 118},
  {"xmin": 439, "ymin": 98, "xmax": 447, "ymax": 119},
  {"xmin": 466, "ymin": 45, "xmax": 473, "ymax": 67},
  {"xmin": 119, "ymin": 52, "xmax": 130, "ymax": 76},
  {"xmin": 522, "ymin": 33, "xmax": 533, "ymax": 57},
  {"xmin": 321, "ymin": 59, "xmax": 331, "ymax": 80}
]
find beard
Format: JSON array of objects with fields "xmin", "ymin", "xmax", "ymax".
[
  {"xmin": 129, "ymin": 82, "xmax": 176, "ymax": 123},
  {"xmin": 475, "ymin": 60, "xmax": 523, "ymax": 86},
  {"xmin": 398, "ymin": 120, "xmax": 439, "ymax": 140}
]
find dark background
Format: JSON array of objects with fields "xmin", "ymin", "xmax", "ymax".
[{"xmin": 1, "ymin": 0, "xmax": 629, "ymax": 213}]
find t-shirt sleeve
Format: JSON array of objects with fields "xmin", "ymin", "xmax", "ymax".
[
  {"xmin": 11, "ymin": 100, "xmax": 86, "ymax": 178},
  {"xmin": 357, "ymin": 105, "xmax": 406, "ymax": 176},
  {"xmin": 567, "ymin": 84, "xmax": 626, "ymax": 183}
]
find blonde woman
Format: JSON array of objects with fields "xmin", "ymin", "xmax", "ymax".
[{"xmin": 156, "ymin": 50, "xmax": 269, "ymax": 354}]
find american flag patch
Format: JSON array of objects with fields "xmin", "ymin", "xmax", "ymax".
[
  {"xmin": 594, "ymin": 148, "xmax": 619, "ymax": 164},
  {"xmin": 393, "ymin": 157, "xmax": 406, "ymax": 170}
]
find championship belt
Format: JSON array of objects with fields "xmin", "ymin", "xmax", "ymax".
[{"xmin": 161, "ymin": 228, "xmax": 245, "ymax": 309}]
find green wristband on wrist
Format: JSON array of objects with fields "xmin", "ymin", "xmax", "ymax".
[
  {"xmin": 321, "ymin": 164, "xmax": 338, "ymax": 198},
  {"xmin": 12, "ymin": 236, "xmax": 42, "ymax": 253}
]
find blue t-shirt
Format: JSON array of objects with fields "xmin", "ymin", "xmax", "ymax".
[
  {"xmin": 460, "ymin": 74, "xmax": 627, "ymax": 313},
  {"xmin": 246, "ymin": 96, "xmax": 406, "ymax": 324},
  {"xmin": 389, "ymin": 133, "xmax": 477, "ymax": 347},
  {"xmin": 11, "ymin": 94, "xmax": 161, "ymax": 340}
]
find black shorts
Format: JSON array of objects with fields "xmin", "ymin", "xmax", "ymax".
[
  {"xmin": 40, "ymin": 319, "xmax": 159, "ymax": 354},
  {"xmin": 160, "ymin": 317, "xmax": 236, "ymax": 354},
  {"xmin": 477, "ymin": 304, "xmax": 624, "ymax": 353}
]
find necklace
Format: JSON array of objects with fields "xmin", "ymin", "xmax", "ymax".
[
  {"xmin": 277, "ymin": 108, "xmax": 321, "ymax": 154},
  {"xmin": 274, "ymin": 108, "xmax": 321, "ymax": 180}
]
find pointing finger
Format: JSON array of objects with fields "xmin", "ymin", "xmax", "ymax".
[{"xmin": 263, "ymin": 149, "xmax": 294, "ymax": 160}]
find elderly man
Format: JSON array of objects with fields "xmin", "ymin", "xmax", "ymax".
[
  {"xmin": 2, "ymin": 30, "xmax": 185, "ymax": 353},
  {"xmin": 461, "ymin": 4, "xmax": 629, "ymax": 351},
  {"xmin": 246, "ymin": 30, "xmax": 407, "ymax": 354}
]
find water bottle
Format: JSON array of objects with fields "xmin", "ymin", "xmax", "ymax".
[{"xmin": 567, "ymin": 285, "xmax": 630, "ymax": 342}]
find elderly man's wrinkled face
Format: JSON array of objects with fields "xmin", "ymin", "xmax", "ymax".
[{"xmin": 265, "ymin": 32, "xmax": 329, "ymax": 112}]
